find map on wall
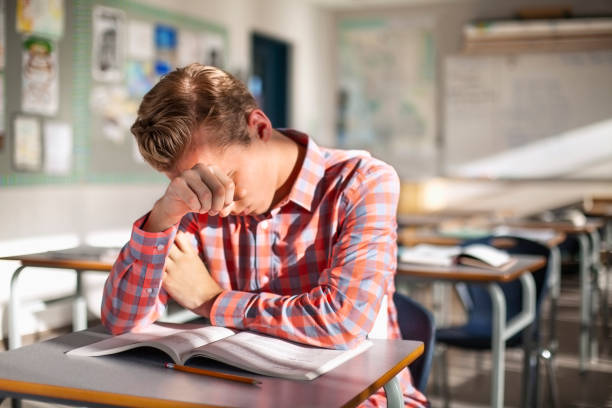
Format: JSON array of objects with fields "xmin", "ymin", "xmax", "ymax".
[{"xmin": 337, "ymin": 17, "xmax": 436, "ymax": 177}]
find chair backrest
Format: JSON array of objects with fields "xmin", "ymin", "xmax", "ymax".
[
  {"xmin": 393, "ymin": 292, "xmax": 436, "ymax": 392},
  {"xmin": 460, "ymin": 236, "xmax": 551, "ymax": 332}
]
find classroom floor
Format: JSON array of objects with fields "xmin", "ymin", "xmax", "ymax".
[{"xmin": 1, "ymin": 271, "xmax": 611, "ymax": 408}]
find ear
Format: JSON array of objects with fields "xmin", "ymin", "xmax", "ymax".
[{"xmin": 246, "ymin": 109, "xmax": 273, "ymax": 141}]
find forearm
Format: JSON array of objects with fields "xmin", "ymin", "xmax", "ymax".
[
  {"xmin": 209, "ymin": 278, "xmax": 388, "ymax": 350},
  {"xmin": 143, "ymin": 199, "xmax": 183, "ymax": 233},
  {"xmin": 101, "ymin": 214, "xmax": 176, "ymax": 334}
]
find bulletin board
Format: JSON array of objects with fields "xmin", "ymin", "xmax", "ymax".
[{"xmin": 0, "ymin": 0, "xmax": 228, "ymax": 185}]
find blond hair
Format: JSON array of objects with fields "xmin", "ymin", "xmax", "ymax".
[{"xmin": 131, "ymin": 64, "xmax": 258, "ymax": 171}]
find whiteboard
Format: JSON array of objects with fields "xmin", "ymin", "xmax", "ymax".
[{"xmin": 444, "ymin": 50, "xmax": 612, "ymax": 177}]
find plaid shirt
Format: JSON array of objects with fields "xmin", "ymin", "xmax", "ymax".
[{"xmin": 102, "ymin": 130, "xmax": 427, "ymax": 407}]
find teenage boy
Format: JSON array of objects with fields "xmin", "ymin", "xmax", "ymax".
[{"xmin": 102, "ymin": 64, "xmax": 427, "ymax": 407}]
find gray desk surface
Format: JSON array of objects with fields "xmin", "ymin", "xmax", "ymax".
[
  {"xmin": 398, "ymin": 254, "xmax": 546, "ymax": 283},
  {"xmin": 0, "ymin": 326, "xmax": 423, "ymax": 408}
]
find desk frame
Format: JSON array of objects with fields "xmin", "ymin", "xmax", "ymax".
[
  {"xmin": 6, "ymin": 257, "xmax": 111, "ymax": 350},
  {"xmin": 398, "ymin": 256, "xmax": 543, "ymax": 408}
]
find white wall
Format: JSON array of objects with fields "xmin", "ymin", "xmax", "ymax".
[{"xmin": 0, "ymin": 0, "xmax": 336, "ymax": 340}]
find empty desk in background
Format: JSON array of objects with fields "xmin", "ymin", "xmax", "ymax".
[
  {"xmin": 398, "ymin": 229, "xmax": 565, "ymax": 341},
  {"xmin": 397, "ymin": 255, "xmax": 546, "ymax": 408},
  {"xmin": 0, "ymin": 246, "xmax": 118, "ymax": 350},
  {"xmin": 0, "ymin": 326, "xmax": 423, "ymax": 408},
  {"xmin": 501, "ymin": 219, "xmax": 604, "ymax": 371},
  {"xmin": 582, "ymin": 196, "xmax": 612, "ymax": 349}
]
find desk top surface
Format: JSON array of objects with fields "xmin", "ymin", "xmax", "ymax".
[
  {"xmin": 398, "ymin": 229, "xmax": 566, "ymax": 249},
  {"xmin": 584, "ymin": 201, "xmax": 612, "ymax": 217},
  {"xmin": 397, "ymin": 209, "xmax": 498, "ymax": 228},
  {"xmin": 0, "ymin": 246, "xmax": 120, "ymax": 271},
  {"xmin": 500, "ymin": 219, "xmax": 604, "ymax": 234},
  {"xmin": 0, "ymin": 327, "xmax": 423, "ymax": 408},
  {"xmin": 397, "ymin": 254, "xmax": 546, "ymax": 283}
]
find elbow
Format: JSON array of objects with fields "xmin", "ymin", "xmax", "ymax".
[
  {"xmin": 100, "ymin": 296, "xmax": 136, "ymax": 335},
  {"xmin": 100, "ymin": 305, "xmax": 129, "ymax": 335},
  {"xmin": 308, "ymin": 296, "xmax": 369, "ymax": 350}
]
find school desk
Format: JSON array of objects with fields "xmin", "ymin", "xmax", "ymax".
[
  {"xmin": 0, "ymin": 246, "xmax": 118, "ymax": 350},
  {"xmin": 0, "ymin": 326, "xmax": 423, "ymax": 408},
  {"xmin": 397, "ymin": 254, "xmax": 545, "ymax": 408},
  {"xmin": 398, "ymin": 229, "xmax": 564, "ymax": 341}
]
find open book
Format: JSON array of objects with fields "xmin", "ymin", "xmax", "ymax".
[
  {"xmin": 400, "ymin": 244, "xmax": 515, "ymax": 270},
  {"xmin": 67, "ymin": 323, "xmax": 371, "ymax": 381}
]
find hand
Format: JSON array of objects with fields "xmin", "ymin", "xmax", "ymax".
[
  {"xmin": 162, "ymin": 232, "xmax": 223, "ymax": 315},
  {"xmin": 144, "ymin": 164, "xmax": 237, "ymax": 232}
]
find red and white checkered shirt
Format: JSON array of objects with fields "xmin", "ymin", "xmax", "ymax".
[{"xmin": 101, "ymin": 129, "xmax": 427, "ymax": 407}]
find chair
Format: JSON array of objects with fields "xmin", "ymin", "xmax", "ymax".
[
  {"xmin": 393, "ymin": 292, "xmax": 436, "ymax": 392},
  {"xmin": 435, "ymin": 236, "xmax": 558, "ymax": 408}
]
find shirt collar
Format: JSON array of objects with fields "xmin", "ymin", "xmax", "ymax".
[{"xmin": 277, "ymin": 129, "xmax": 326, "ymax": 213}]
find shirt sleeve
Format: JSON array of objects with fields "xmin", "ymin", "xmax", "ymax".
[
  {"xmin": 209, "ymin": 161, "xmax": 400, "ymax": 349},
  {"xmin": 100, "ymin": 212, "xmax": 198, "ymax": 334}
]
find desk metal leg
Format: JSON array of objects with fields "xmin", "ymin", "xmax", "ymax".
[
  {"xmin": 577, "ymin": 233, "xmax": 591, "ymax": 372},
  {"xmin": 548, "ymin": 246, "xmax": 561, "ymax": 352},
  {"xmin": 383, "ymin": 375, "xmax": 403, "ymax": 408},
  {"xmin": 8, "ymin": 266, "xmax": 26, "ymax": 350},
  {"xmin": 588, "ymin": 229, "xmax": 603, "ymax": 362},
  {"xmin": 543, "ymin": 246, "xmax": 561, "ymax": 408},
  {"xmin": 602, "ymin": 221, "xmax": 611, "ymax": 353},
  {"xmin": 488, "ymin": 283, "xmax": 506, "ymax": 408},
  {"xmin": 488, "ymin": 273, "xmax": 536, "ymax": 408},
  {"xmin": 73, "ymin": 270, "xmax": 87, "ymax": 331}
]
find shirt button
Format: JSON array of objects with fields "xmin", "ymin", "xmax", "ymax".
[
  {"xmin": 147, "ymin": 288, "xmax": 154, "ymax": 294},
  {"xmin": 260, "ymin": 221, "xmax": 268, "ymax": 230},
  {"xmin": 156, "ymin": 244, "xmax": 164, "ymax": 251}
]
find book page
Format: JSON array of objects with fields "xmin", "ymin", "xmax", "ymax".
[
  {"xmin": 67, "ymin": 323, "xmax": 236, "ymax": 364},
  {"xmin": 187, "ymin": 331, "xmax": 372, "ymax": 380},
  {"xmin": 399, "ymin": 244, "xmax": 460, "ymax": 266},
  {"xmin": 460, "ymin": 244, "xmax": 510, "ymax": 267}
]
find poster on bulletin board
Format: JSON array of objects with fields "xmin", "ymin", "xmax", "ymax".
[
  {"xmin": 22, "ymin": 36, "xmax": 59, "ymax": 116},
  {"xmin": 92, "ymin": 5, "xmax": 125, "ymax": 82},
  {"xmin": 16, "ymin": 0, "xmax": 64, "ymax": 39}
]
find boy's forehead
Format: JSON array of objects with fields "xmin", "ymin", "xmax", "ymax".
[{"xmin": 167, "ymin": 142, "xmax": 229, "ymax": 178}]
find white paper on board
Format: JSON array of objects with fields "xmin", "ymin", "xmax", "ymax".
[
  {"xmin": 14, "ymin": 116, "xmax": 42, "ymax": 171},
  {"xmin": 177, "ymin": 29, "xmax": 200, "ymax": 67},
  {"xmin": 127, "ymin": 19, "xmax": 154, "ymax": 60},
  {"xmin": 43, "ymin": 120, "xmax": 72, "ymax": 174}
]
